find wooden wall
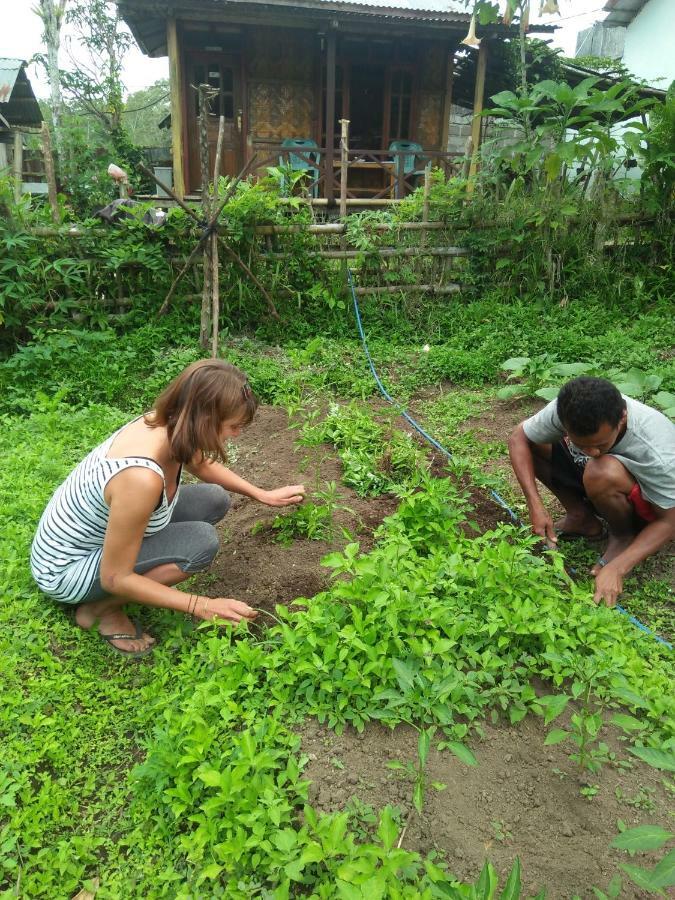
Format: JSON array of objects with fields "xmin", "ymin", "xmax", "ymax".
[
  {"xmin": 415, "ymin": 42, "xmax": 447, "ymax": 149},
  {"xmin": 247, "ymin": 29, "xmax": 317, "ymax": 154}
]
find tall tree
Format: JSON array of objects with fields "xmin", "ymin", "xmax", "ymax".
[
  {"xmin": 61, "ymin": 0, "xmax": 131, "ymax": 136},
  {"xmin": 33, "ymin": 0, "xmax": 68, "ymax": 160}
]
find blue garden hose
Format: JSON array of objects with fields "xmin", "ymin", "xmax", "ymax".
[{"xmin": 346, "ymin": 268, "xmax": 672, "ymax": 650}]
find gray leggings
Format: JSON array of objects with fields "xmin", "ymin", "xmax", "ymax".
[{"xmin": 82, "ymin": 484, "xmax": 230, "ymax": 602}]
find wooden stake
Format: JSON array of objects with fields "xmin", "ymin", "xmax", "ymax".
[
  {"xmin": 211, "ymin": 232, "xmax": 220, "ymax": 357},
  {"xmin": 339, "ymin": 118, "xmax": 349, "ymax": 219},
  {"xmin": 13, "ymin": 131, "xmax": 23, "ymax": 203},
  {"xmin": 41, "ymin": 122, "xmax": 59, "ymax": 222}
]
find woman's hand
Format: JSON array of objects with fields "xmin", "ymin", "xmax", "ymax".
[
  {"xmin": 257, "ymin": 484, "xmax": 306, "ymax": 507},
  {"xmin": 195, "ymin": 597, "xmax": 258, "ymax": 623}
]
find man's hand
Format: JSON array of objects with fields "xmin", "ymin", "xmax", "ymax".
[
  {"xmin": 258, "ymin": 485, "xmax": 306, "ymax": 507},
  {"xmin": 529, "ymin": 502, "xmax": 558, "ymax": 549},
  {"xmin": 593, "ymin": 563, "xmax": 623, "ymax": 608}
]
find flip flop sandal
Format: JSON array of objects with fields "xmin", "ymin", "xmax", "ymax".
[{"xmin": 100, "ymin": 618, "xmax": 155, "ymax": 658}]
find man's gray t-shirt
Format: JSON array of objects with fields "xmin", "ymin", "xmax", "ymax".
[{"xmin": 523, "ymin": 395, "xmax": 675, "ymax": 510}]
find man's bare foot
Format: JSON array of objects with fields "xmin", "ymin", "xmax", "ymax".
[
  {"xmin": 590, "ymin": 533, "xmax": 635, "ymax": 575},
  {"xmin": 554, "ymin": 512, "xmax": 604, "ymax": 539},
  {"xmin": 75, "ymin": 601, "xmax": 155, "ymax": 653}
]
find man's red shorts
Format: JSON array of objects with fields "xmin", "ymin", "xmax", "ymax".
[
  {"xmin": 628, "ymin": 483, "xmax": 657, "ymax": 523},
  {"xmin": 552, "ymin": 441, "xmax": 657, "ymax": 523}
]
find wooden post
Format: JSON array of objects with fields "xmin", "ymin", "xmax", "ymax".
[
  {"xmin": 199, "ymin": 84, "xmax": 212, "ymax": 350},
  {"xmin": 41, "ymin": 123, "xmax": 59, "ymax": 222},
  {"xmin": 212, "ymin": 116, "xmax": 225, "ymax": 358},
  {"xmin": 339, "ymin": 118, "xmax": 349, "ymax": 218},
  {"xmin": 13, "ymin": 131, "xmax": 23, "ymax": 203},
  {"xmin": 440, "ymin": 49, "xmax": 455, "ymax": 154},
  {"xmin": 325, "ymin": 29, "xmax": 337, "ymax": 205},
  {"xmin": 167, "ymin": 16, "xmax": 185, "ymax": 199},
  {"xmin": 468, "ymin": 40, "xmax": 488, "ymax": 185},
  {"xmin": 421, "ymin": 162, "xmax": 431, "ymax": 249}
]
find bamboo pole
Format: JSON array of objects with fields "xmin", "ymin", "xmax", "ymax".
[
  {"xmin": 41, "ymin": 123, "xmax": 59, "ymax": 223},
  {"xmin": 13, "ymin": 131, "xmax": 23, "ymax": 203},
  {"xmin": 198, "ymin": 84, "xmax": 213, "ymax": 350},
  {"xmin": 353, "ymin": 283, "xmax": 461, "ymax": 295},
  {"xmin": 421, "ymin": 163, "xmax": 431, "ymax": 249},
  {"xmin": 263, "ymin": 246, "xmax": 468, "ymax": 260},
  {"xmin": 211, "ymin": 116, "xmax": 225, "ymax": 357},
  {"xmin": 339, "ymin": 118, "xmax": 349, "ymax": 218}
]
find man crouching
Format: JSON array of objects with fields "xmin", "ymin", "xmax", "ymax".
[{"xmin": 508, "ymin": 376, "xmax": 675, "ymax": 607}]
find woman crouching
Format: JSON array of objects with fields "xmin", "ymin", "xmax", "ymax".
[{"xmin": 30, "ymin": 360, "xmax": 305, "ymax": 656}]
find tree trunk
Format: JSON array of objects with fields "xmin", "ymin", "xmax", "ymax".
[{"xmin": 37, "ymin": 0, "xmax": 67, "ymax": 164}]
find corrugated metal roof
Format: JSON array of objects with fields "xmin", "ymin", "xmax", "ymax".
[
  {"xmin": 0, "ymin": 58, "xmax": 43, "ymax": 129},
  {"xmin": 603, "ymin": 0, "xmax": 649, "ymax": 26},
  {"xmin": 313, "ymin": 0, "xmax": 468, "ymax": 13},
  {"xmin": 0, "ymin": 58, "xmax": 25, "ymax": 104}
]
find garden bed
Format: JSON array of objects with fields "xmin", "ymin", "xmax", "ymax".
[{"xmin": 301, "ymin": 713, "xmax": 674, "ymax": 898}]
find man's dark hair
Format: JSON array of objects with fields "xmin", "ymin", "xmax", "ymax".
[{"xmin": 557, "ymin": 377, "xmax": 626, "ymax": 436}]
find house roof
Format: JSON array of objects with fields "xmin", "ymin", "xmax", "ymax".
[
  {"xmin": 0, "ymin": 58, "xmax": 43, "ymax": 130},
  {"xmin": 603, "ymin": 0, "xmax": 649, "ymax": 27},
  {"xmin": 119, "ymin": 0, "xmax": 553, "ymax": 57}
]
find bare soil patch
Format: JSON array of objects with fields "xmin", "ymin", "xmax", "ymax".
[
  {"xmin": 206, "ymin": 406, "xmax": 399, "ymax": 613},
  {"xmin": 301, "ymin": 714, "xmax": 673, "ymax": 899}
]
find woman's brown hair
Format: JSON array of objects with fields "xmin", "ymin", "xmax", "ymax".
[{"xmin": 145, "ymin": 360, "xmax": 258, "ymax": 464}]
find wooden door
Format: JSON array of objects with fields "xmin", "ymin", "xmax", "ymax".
[{"xmin": 186, "ymin": 54, "xmax": 243, "ymax": 193}]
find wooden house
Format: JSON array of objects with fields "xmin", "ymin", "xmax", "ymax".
[
  {"xmin": 119, "ymin": 0, "xmax": 550, "ymax": 202},
  {"xmin": 0, "ymin": 58, "xmax": 44, "ymax": 199}
]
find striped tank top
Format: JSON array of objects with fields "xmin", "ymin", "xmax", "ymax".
[{"xmin": 30, "ymin": 419, "xmax": 181, "ymax": 604}]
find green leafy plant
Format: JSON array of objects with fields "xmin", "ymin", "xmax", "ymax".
[
  {"xmin": 610, "ymin": 823, "xmax": 675, "ymax": 895},
  {"xmin": 256, "ymin": 481, "xmax": 353, "ymax": 545},
  {"xmin": 387, "ymin": 725, "xmax": 446, "ymax": 819}
]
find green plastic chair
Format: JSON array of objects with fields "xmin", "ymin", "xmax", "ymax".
[
  {"xmin": 388, "ymin": 140, "xmax": 424, "ymax": 197},
  {"xmin": 279, "ymin": 138, "xmax": 320, "ymax": 197}
]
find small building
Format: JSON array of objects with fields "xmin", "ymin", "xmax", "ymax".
[
  {"xmin": 576, "ymin": 0, "xmax": 675, "ymax": 89},
  {"xmin": 119, "ymin": 0, "xmax": 550, "ymax": 202},
  {"xmin": 0, "ymin": 58, "xmax": 44, "ymax": 197}
]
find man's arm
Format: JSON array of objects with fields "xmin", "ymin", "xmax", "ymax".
[
  {"xmin": 508, "ymin": 423, "xmax": 557, "ymax": 547},
  {"xmin": 594, "ymin": 507, "xmax": 675, "ymax": 607}
]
